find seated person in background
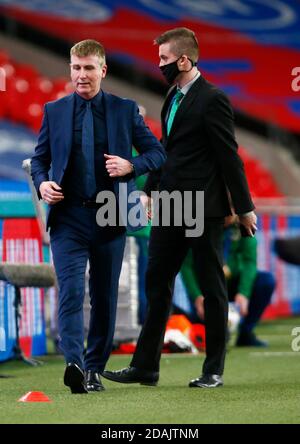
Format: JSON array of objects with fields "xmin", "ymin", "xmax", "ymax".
[{"xmin": 180, "ymin": 216, "xmax": 276, "ymax": 347}]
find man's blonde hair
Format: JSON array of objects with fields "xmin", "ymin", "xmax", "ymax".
[
  {"xmin": 70, "ymin": 39, "xmax": 106, "ymax": 65},
  {"xmin": 155, "ymin": 27, "xmax": 199, "ymax": 63}
]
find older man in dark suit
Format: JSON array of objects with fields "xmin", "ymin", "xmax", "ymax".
[{"xmin": 31, "ymin": 39, "xmax": 166, "ymax": 394}]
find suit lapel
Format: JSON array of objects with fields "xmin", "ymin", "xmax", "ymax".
[
  {"xmin": 161, "ymin": 85, "xmax": 176, "ymax": 143},
  {"xmin": 61, "ymin": 93, "xmax": 75, "ymax": 162},
  {"xmin": 103, "ymin": 92, "xmax": 118, "ymax": 155},
  {"xmin": 166, "ymin": 76, "xmax": 206, "ymax": 148}
]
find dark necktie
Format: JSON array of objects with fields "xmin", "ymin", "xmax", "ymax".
[
  {"xmin": 82, "ymin": 101, "xmax": 96, "ymax": 197},
  {"xmin": 167, "ymin": 90, "xmax": 184, "ymax": 135}
]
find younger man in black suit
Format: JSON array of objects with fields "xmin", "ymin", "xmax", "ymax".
[{"xmin": 103, "ymin": 28, "xmax": 257, "ymax": 388}]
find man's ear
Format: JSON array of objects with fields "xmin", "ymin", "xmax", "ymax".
[
  {"xmin": 179, "ymin": 55, "xmax": 189, "ymax": 68},
  {"xmin": 101, "ymin": 64, "xmax": 108, "ymax": 79}
]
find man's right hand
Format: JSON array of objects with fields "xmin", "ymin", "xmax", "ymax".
[
  {"xmin": 238, "ymin": 211, "xmax": 257, "ymax": 237},
  {"xmin": 39, "ymin": 181, "xmax": 64, "ymax": 205}
]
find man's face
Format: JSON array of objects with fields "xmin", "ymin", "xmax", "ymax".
[
  {"xmin": 70, "ymin": 54, "xmax": 107, "ymax": 99},
  {"xmin": 158, "ymin": 42, "xmax": 179, "ymax": 67}
]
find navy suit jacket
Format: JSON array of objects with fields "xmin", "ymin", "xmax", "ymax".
[{"xmin": 31, "ymin": 91, "xmax": 166, "ymax": 231}]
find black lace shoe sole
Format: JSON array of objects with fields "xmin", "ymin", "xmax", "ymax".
[{"xmin": 64, "ymin": 364, "xmax": 88, "ymax": 394}]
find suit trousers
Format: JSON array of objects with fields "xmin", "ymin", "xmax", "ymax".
[
  {"xmin": 131, "ymin": 217, "xmax": 228, "ymax": 375},
  {"xmin": 50, "ymin": 203, "xmax": 126, "ymax": 372}
]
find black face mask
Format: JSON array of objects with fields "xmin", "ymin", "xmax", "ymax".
[
  {"xmin": 160, "ymin": 57, "xmax": 196, "ymax": 85},
  {"xmin": 160, "ymin": 57, "xmax": 181, "ymax": 85}
]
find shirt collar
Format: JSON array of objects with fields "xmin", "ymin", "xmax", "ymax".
[
  {"xmin": 178, "ymin": 70, "xmax": 201, "ymax": 96},
  {"xmin": 75, "ymin": 90, "xmax": 103, "ymax": 108}
]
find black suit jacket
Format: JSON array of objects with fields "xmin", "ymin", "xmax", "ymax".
[{"xmin": 144, "ymin": 76, "xmax": 254, "ymax": 217}]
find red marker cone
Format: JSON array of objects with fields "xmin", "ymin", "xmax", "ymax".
[{"xmin": 18, "ymin": 391, "xmax": 52, "ymax": 403}]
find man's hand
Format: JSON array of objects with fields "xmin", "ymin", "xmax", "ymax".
[
  {"xmin": 224, "ymin": 214, "xmax": 238, "ymax": 228},
  {"xmin": 223, "ymin": 264, "xmax": 232, "ymax": 279},
  {"xmin": 194, "ymin": 295, "xmax": 205, "ymax": 320},
  {"xmin": 234, "ymin": 293, "xmax": 249, "ymax": 317},
  {"xmin": 238, "ymin": 211, "xmax": 257, "ymax": 237},
  {"xmin": 140, "ymin": 194, "xmax": 153, "ymax": 221},
  {"xmin": 104, "ymin": 154, "xmax": 133, "ymax": 177},
  {"xmin": 39, "ymin": 181, "xmax": 64, "ymax": 205}
]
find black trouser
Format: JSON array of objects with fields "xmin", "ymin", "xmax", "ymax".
[{"xmin": 131, "ymin": 217, "xmax": 228, "ymax": 375}]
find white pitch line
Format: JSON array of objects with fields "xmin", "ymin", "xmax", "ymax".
[{"xmin": 250, "ymin": 352, "xmax": 300, "ymax": 357}]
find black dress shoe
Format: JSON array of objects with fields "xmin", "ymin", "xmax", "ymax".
[
  {"xmin": 189, "ymin": 374, "xmax": 223, "ymax": 388},
  {"xmin": 85, "ymin": 371, "xmax": 105, "ymax": 392},
  {"xmin": 102, "ymin": 366, "xmax": 159, "ymax": 386},
  {"xmin": 236, "ymin": 331, "xmax": 268, "ymax": 347},
  {"xmin": 64, "ymin": 363, "xmax": 88, "ymax": 394}
]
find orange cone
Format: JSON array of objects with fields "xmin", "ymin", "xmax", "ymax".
[{"xmin": 18, "ymin": 391, "xmax": 52, "ymax": 403}]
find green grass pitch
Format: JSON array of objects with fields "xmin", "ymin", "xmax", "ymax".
[{"xmin": 0, "ymin": 318, "xmax": 300, "ymax": 424}]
